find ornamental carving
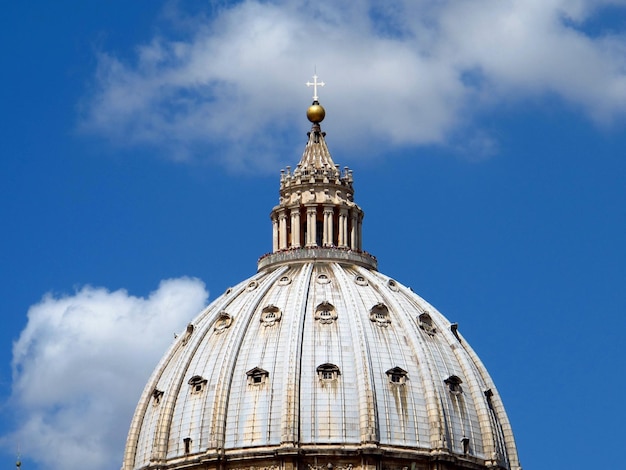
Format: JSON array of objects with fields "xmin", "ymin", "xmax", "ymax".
[
  {"xmin": 260, "ymin": 305, "xmax": 282, "ymax": 327},
  {"xmin": 309, "ymin": 465, "xmax": 353, "ymax": 470},
  {"xmin": 315, "ymin": 301, "xmax": 337, "ymax": 324},
  {"xmin": 231, "ymin": 465, "xmax": 279, "ymax": 470},
  {"xmin": 213, "ymin": 312, "xmax": 233, "ymax": 334},
  {"xmin": 370, "ymin": 303, "xmax": 391, "ymax": 327},
  {"xmin": 418, "ymin": 312, "xmax": 436, "ymax": 336}
]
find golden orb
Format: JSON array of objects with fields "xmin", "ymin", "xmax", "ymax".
[{"xmin": 306, "ymin": 104, "xmax": 326, "ymax": 123}]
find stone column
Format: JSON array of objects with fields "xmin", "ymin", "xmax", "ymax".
[
  {"xmin": 357, "ymin": 212, "xmax": 363, "ymax": 251},
  {"xmin": 290, "ymin": 208, "xmax": 301, "ymax": 248},
  {"xmin": 278, "ymin": 210, "xmax": 288, "ymax": 250},
  {"xmin": 306, "ymin": 205, "xmax": 317, "ymax": 247},
  {"xmin": 271, "ymin": 214, "xmax": 279, "ymax": 253},
  {"xmin": 323, "ymin": 206, "xmax": 334, "ymax": 246},
  {"xmin": 350, "ymin": 210, "xmax": 358, "ymax": 250},
  {"xmin": 338, "ymin": 207, "xmax": 348, "ymax": 248}
]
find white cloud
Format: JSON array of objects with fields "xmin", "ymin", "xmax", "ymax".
[
  {"xmin": 79, "ymin": 0, "xmax": 626, "ymax": 170},
  {"xmin": 1, "ymin": 278, "xmax": 208, "ymax": 470}
]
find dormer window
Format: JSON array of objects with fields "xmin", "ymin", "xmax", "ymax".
[
  {"xmin": 188, "ymin": 375, "xmax": 207, "ymax": 394},
  {"xmin": 354, "ymin": 275, "xmax": 368, "ymax": 286},
  {"xmin": 246, "ymin": 367, "xmax": 269, "ymax": 386},
  {"xmin": 278, "ymin": 275, "xmax": 292, "ymax": 285},
  {"xmin": 485, "ymin": 389, "xmax": 495, "ymax": 410},
  {"xmin": 445, "ymin": 375, "xmax": 463, "ymax": 395},
  {"xmin": 387, "ymin": 279, "xmax": 399, "ymax": 291},
  {"xmin": 451, "ymin": 323, "xmax": 462, "ymax": 342},
  {"xmin": 315, "ymin": 301, "xmax": 337, "ymax": 324},
  {"xmin": 370, "ymin": 303, "xmax": 391, "ymax": 327},
  {"xmin": 246, "ymin": 280, "xmax": 258, "ymax": 291},
  {"xmin": 317, "ymin": 363, "xmax": 340, "ymax": 381},
  {"xmin": 418, "ymin": 313, "xmax": 437, "ymax": 336},
  {"xmin": 260, "ymin": 305, "xmax": 282, "ymax": 327},
  {"xmin": 152, "ymin": 388, "xmax": 164, "ymax": 405},
  {"xmin": 386, "ymin": 367, "xmax": 408, "ymax": 384},
  {"xmin": 213, "ymin": 311, "xmax": 233, "ymax": 333},
  {"xmin": 316, "ymin": 273, "xmax": 331, "ymax": 284},
  {"xmin": 462, "ymin": 437, "xmax": 470, "ymax": 454}
]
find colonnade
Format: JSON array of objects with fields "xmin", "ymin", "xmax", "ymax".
[{"xmin": 272, "ymin": 204, "xmax": 363, "ymax": 253}]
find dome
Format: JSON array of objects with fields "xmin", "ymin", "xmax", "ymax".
[{"xmin": 122, "ymin": 80, "xmax": 521, "ymax": 470}]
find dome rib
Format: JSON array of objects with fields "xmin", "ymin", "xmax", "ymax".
[
  {"xmin": 329, "ymin": 265, "xmax": 379, "ymax": 445},
  {"xmin": 279, "ymin": 264, "xmax": 313, "ymax": 446},
  {"xmin": 218, "ymin": 268, "xmax": 287, "ymax": 451},
  {"xmin": 364, "ymin": 270, "xmax": 436, "ymax": 449}
]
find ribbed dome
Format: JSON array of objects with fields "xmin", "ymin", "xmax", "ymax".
[{"xmin": 122, "ymin": 83, "xmax": 520, "ymax": 470}]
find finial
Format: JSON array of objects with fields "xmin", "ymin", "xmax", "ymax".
[
  {"xmin": 306, "ymin": 73, "xmax": 326, "ymax": 123},
  {"xmin": 306, "ymin": 73, "xmax": 325, "ymax": 102}
]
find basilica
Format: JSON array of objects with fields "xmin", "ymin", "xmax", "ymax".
[{"xmin": 121, "ymin": 78, "xmax": 521, "ymax": 470}]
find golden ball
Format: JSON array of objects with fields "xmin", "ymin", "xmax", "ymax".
[{"xmin": 306, "ymin": 104, "xmax": 326, "ymax": 123}]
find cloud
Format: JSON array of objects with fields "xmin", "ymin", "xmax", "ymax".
[
  {"xmin": 79, "ymin": 0, "xmax": 626, "ymax": 170},
  {"xmin": 1, "ymin": 278, "xmax": 209, "ymax": 470}
]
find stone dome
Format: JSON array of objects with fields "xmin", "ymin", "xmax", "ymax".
[{"xmin": 122, "ymin": 85, "xmax": 521, "ymax": 470}]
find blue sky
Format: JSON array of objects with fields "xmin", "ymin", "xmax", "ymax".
[{"xmin": 1, "ymin": 1, "xmax": 626, "ymax": 469}]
